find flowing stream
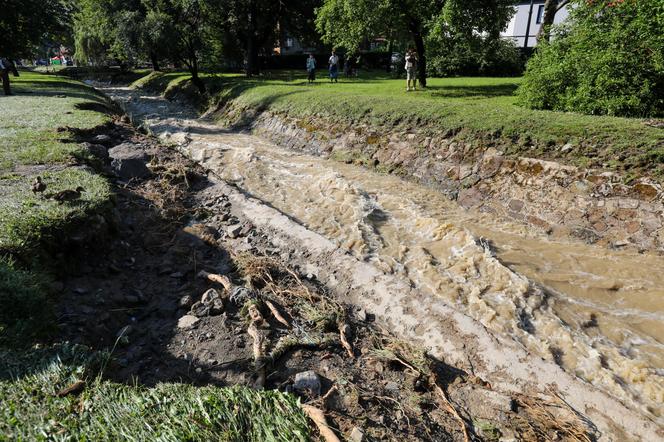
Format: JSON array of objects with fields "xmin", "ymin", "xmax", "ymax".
[{"xmin": 103, "ymin": 86, "xmax": 664, "ymax": 422}]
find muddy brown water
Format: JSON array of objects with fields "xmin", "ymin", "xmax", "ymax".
[{"xmin": 102, "ymin": 86, "xmax": 663, "ymax": 422}]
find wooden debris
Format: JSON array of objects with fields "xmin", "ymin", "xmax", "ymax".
[
  {"xmin": 197, "ymin": 270, "xmax": 232, "ymax": 291},
  {"xmin": 265, "ymin": 299, "xmax": 290, "ymax": 328},
  {"xmin": 302, "ymin": 404, "xmax": 341, "ymax": 442},
  {"xmin": 56, "ymin": 380, "xmax": 86, "ymax": 397},
  {"xmin": 247, "ymin": 321, "xmax": 266, "ymax": 389},
  {"xmin": 431, "ymin": 374, "xmax": 470, "ymax": 442},
  {"xmin": 339, "ymin": 323, "xmax": 354, "ymax": 358}
]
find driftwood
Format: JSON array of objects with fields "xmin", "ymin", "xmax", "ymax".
[
  {"xmin": 265, "ymin": 299, "xmax": 290, "ymax": 328},
  {"xmin": 338, "ymin": 323, "xmax": 354, "ymax": 358},
  {"xmin": 56, "ymin": 380, "xmax": 86, "ymax": 397},
  {"xmin": 197, "ymin": 270, "xmax": 232, "ymax": 291},
  {"xmin": 301, "ymin": 404, "xmax": 341, "ymax": 442},
  {"xmin": 248, "ymin": 321, "xmax": 266, "ymax": 389}
]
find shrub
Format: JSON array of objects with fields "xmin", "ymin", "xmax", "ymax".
[
  {"xmin": 518, "ymin": 0, "xmax": 664, "ymax": 117},
  {"xmin": 427, "ymin": 34, "xmax": 524, "ymax": 77}
]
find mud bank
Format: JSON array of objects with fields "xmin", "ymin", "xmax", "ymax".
[
  {"xmin": 228, "ymin": 110, "xmax": 664, "ymax": 254},
  {"xmin": 102, "ymin": 86, "xmax": 664, "ymax": 440}
]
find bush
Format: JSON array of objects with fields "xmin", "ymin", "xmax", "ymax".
[
  {"xmin": 427, "ymin": 34, "xmax": 524, "ymax": 77},
  {"xmin": 518, "ymin": 0, "xmax": 664, "ymax": 117}
]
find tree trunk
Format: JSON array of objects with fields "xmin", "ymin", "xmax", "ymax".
[
  {"xmin": 245, "ymin": 0, "xmax": 260, "ymax": 77},
  {"xmin": 150, "ymin": 52, "xmax": 160, "ymax": 72},
  {"xmin": 188, "ymin": 57, "xmax": 206, "ymax": 94},
  {"xmin": 538, "ymin": 0, "xmax": 559, "ymax": 43},
  {"xmin": 410, "ymin": 24, "xmax": 427, "ymax": 88}
]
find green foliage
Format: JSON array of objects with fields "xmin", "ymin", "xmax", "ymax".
[
  {"xmin": 0, "ymin": 0, "xmax": 71, "ymax": 57},
  {"xmin": 427, "ymin": 33, "xmax": 523, "ymax": 77},
  {"xmin": 518, "ymin": 0, "xmax": 664, "ymax": 117},
  {"xmin": 0, "ymin": 345, "xmax": 310, "ymax": 441}
]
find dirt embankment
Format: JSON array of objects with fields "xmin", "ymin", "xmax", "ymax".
[
  {"xmin": 53, "ymin": 116, "xmax": 604, "ymax": 441},
  {"xmin": 212, "ymin": 105, "xmax": 664, "ymax": 254}
]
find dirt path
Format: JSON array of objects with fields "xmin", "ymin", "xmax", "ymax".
[{"xmin": 96, "ymin": 85, "xmax": 662, "ymax": 440}]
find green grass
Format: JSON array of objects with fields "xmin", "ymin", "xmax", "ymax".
[
  {"xmin": 133, "ymin": 70, "xmax": 664, "ymax": 176},
  {"xmin": 0, "ymin": 345, "xmax": 310, "ymax": 441},
  {"xmin": 0, "ymin": 71, "xmax": 110, "ymax": 170},
  {"xmin": 1, "ymin": 71, "xmax": 312, "ymax": 440}
]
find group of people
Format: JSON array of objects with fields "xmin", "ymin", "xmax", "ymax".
[{"xmin": 306, "ymin": 48, "xmax": 419, "ymax": 91}]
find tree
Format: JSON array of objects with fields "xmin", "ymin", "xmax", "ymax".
[
  {"xmin": 537, "ymin": 0, "xmax": 570, "ymax": 42},
  {"xmin": 0, "ymin": 0, "xmax": 71, "ymax": 94},
  {"xmin": 518, "ymin": 0, "xmax": 664, "ymax": 117},
  {"xmin": 315, "ymin": 0, "xmax": 515, "ymax": 87}
]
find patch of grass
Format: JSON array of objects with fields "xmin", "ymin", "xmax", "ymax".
[
  {"xmin": 135, "ymin": 70, "xmax": 664, "ymax": 177},
  {"xmin": 0, "ymin": 71, "xmax": 111, "ymax": 171},
  {"xmin": 0, "ymin": 168, "xmax": 112, "ymax": 258},
  {"xmin": 0, "ymin": 345, "xmax": 310, "ymax": 441}
]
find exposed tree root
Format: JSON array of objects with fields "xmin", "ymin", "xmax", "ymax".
[{"xmin": 302, "ymin": 404, "xmax": 341, "ymax": 442}]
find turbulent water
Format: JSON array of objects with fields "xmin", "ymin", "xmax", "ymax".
[{"xmin": 105, "ymin": 86, "xmax": 664, "ymax": 422}]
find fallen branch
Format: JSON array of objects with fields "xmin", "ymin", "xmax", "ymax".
[
  {"xmin": 431, "ymin": 374, "xmax": 470, "ymax": 442},
  {"xmin": 301, "ymin": 404, "xmax": 341, "ymax": 442},
  {"xmin": 247, "ymin": 321, "xmax": 266, "ymax": 389},
  {"xmin": 197, "ymin": 270, "xmax": 232, "ymax": 291},
  {"xmin": 338, "ymin": 323, "xmax": 354, "ymax": 359},
  {"xmin": 265, "ymin": 299, "xmax": 290, "ymax": 328},
  {"xmin": 56, "ymin": 380, "xmax": 86, "ymax": 397}
]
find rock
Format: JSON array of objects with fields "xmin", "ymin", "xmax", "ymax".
[
  {"xmin": 177, "ymin": 315, "xmax": 200, "ymax": 329},
  {"xmin": 349, "ymin": 427, "xmax": 365, "ymax": 442},
  {"xmin": 229, "ymin": 286, "xmax": 255, "ymax": 305},
  {"xmin": 82, "ymin": 142, "xmax": 109, "ymax": 160},
  {"xmin": 356, "ymin": 308, "xmax": 367, "ymax": 322},
  {"xmin": 293, "ymin": 370, "xmax": 321, "ymax": 397},
  {"xmin": 94, "ymin": 134, "xmax": 112, "ymax": 144},
  {"xmin": 560, "ymin": 143, "xmax": 574, "ymax": 153},
  {"xmin": 189, "ymin": 301, "xmax": 210, "ymax": 317},
  {"xmin": 179, "ymin": 294, "xmax": 194, "ymax": 308},
  {"xmin": 108, "ymin": 143, "xmax": 150, "ymax": 179},
  {"xmin": 226, "ymin": 224, "xmax": 243, "ymax": 238},
  {"xmin": 384, "ymin": 381, "xmax": 400, "ymax": 393},
  {"xmin": 201, "ymin": 288, "xmax": 220, "ymax": 304}
]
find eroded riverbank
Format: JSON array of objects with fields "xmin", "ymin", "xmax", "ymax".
[{"xmin": 101, "ymin": 84, "xmax": 664, "ymax": 440}]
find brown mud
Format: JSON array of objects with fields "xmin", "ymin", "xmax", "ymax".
[{"xmin": 52, "ymin": 119, "xmax": 598, "ymax": 441}]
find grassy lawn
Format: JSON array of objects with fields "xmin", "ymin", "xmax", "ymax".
[
  {"xmin": 133, "ymin": 70, "xmax": 664, "ymax": 176},
  {"xmin": 0, "ymin": 71, "xmax": 310, "ymax": 440}
]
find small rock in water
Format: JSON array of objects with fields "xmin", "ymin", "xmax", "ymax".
[
  {"xmin": 177, "ymin": 315, "xmax": 200, "ymax": 329},
  {"xmin": 293, "ymin": 370, "xmax": 321, "ymax": 397},
  {"xmin": 349, "ymin": 427, "xmax": 365, "ymax": 442}
]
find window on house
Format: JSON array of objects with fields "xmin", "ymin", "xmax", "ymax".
[
  {"xmin": 536, "ymin": 5, "xmax": 545, "ymax": 24},
  {"xmin": 285, "ymin": 37, "xmax": 294, "ymax": 48}
]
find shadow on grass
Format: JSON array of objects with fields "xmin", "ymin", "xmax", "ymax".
[{"xmin": 427, "ymin": 83, "xmax": 519, "ymax": 98}]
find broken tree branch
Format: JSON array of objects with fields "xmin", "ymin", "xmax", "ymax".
[
  {"xmin": 302, "ymin": 404, "xmax": 341, "ymax": 442},
  {"xmin": 197, "ymin": 270, "xmax": 232, "ymax": 291},
  {"xmin": 338, "ymin": 323, "xmax": 354, "ymax": 358},
  {"xmin": 265, "ymin": 299, "xmax": 290, "ymax": 328}
]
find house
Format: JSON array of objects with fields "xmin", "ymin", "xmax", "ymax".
[{"xmin": 501, "ymin": 0, "xmax": 570, "ymax": 48}]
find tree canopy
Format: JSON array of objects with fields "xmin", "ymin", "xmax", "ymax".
[
  {"xmin": 315, "ymin": 0, "xmax": 516, "ymax": 86},
  {"xmin": 0, "ymin": 0, "xmax": 72, "ymax": 58},
  {"xmin": 518, "ymin": 0, "xmax": 664, "ymax": 117}
]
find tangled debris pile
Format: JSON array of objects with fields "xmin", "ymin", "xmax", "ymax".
[{"xmin": 51, "ymin": 118, "xmax": 596, "ymax": 441}]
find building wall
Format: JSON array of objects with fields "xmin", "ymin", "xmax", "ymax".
[{"xmin": 502, "ymin": 1, "xmax": 569, "ymax": 48}]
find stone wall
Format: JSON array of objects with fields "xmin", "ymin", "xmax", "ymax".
[{"xmin": 239, "ymin": 111, "xmax": 664, "ymax": 253}]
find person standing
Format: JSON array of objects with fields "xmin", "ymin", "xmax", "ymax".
[
  {"xmin": 328, "ymin": 50, "xmax": 339, "ymax": 83},
  {"xmin": 405, "ymin": 49, "xmax": 418, "ymax": 92},
  {"xmin": 306, "ymin": 54, "xmax": 316, "ymax": 84},
  {"xmin": 0, "ymin": 58, "xmax": 19, "ymax": 96}
]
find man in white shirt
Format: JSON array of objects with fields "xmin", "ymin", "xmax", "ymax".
[
  {"xmin": 328, "ymin": 51, "xmax": 339, "ymax": 83},
  {"xmin": 405, "ymin": 49, "xmax": 418, "ymax": 92}
]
